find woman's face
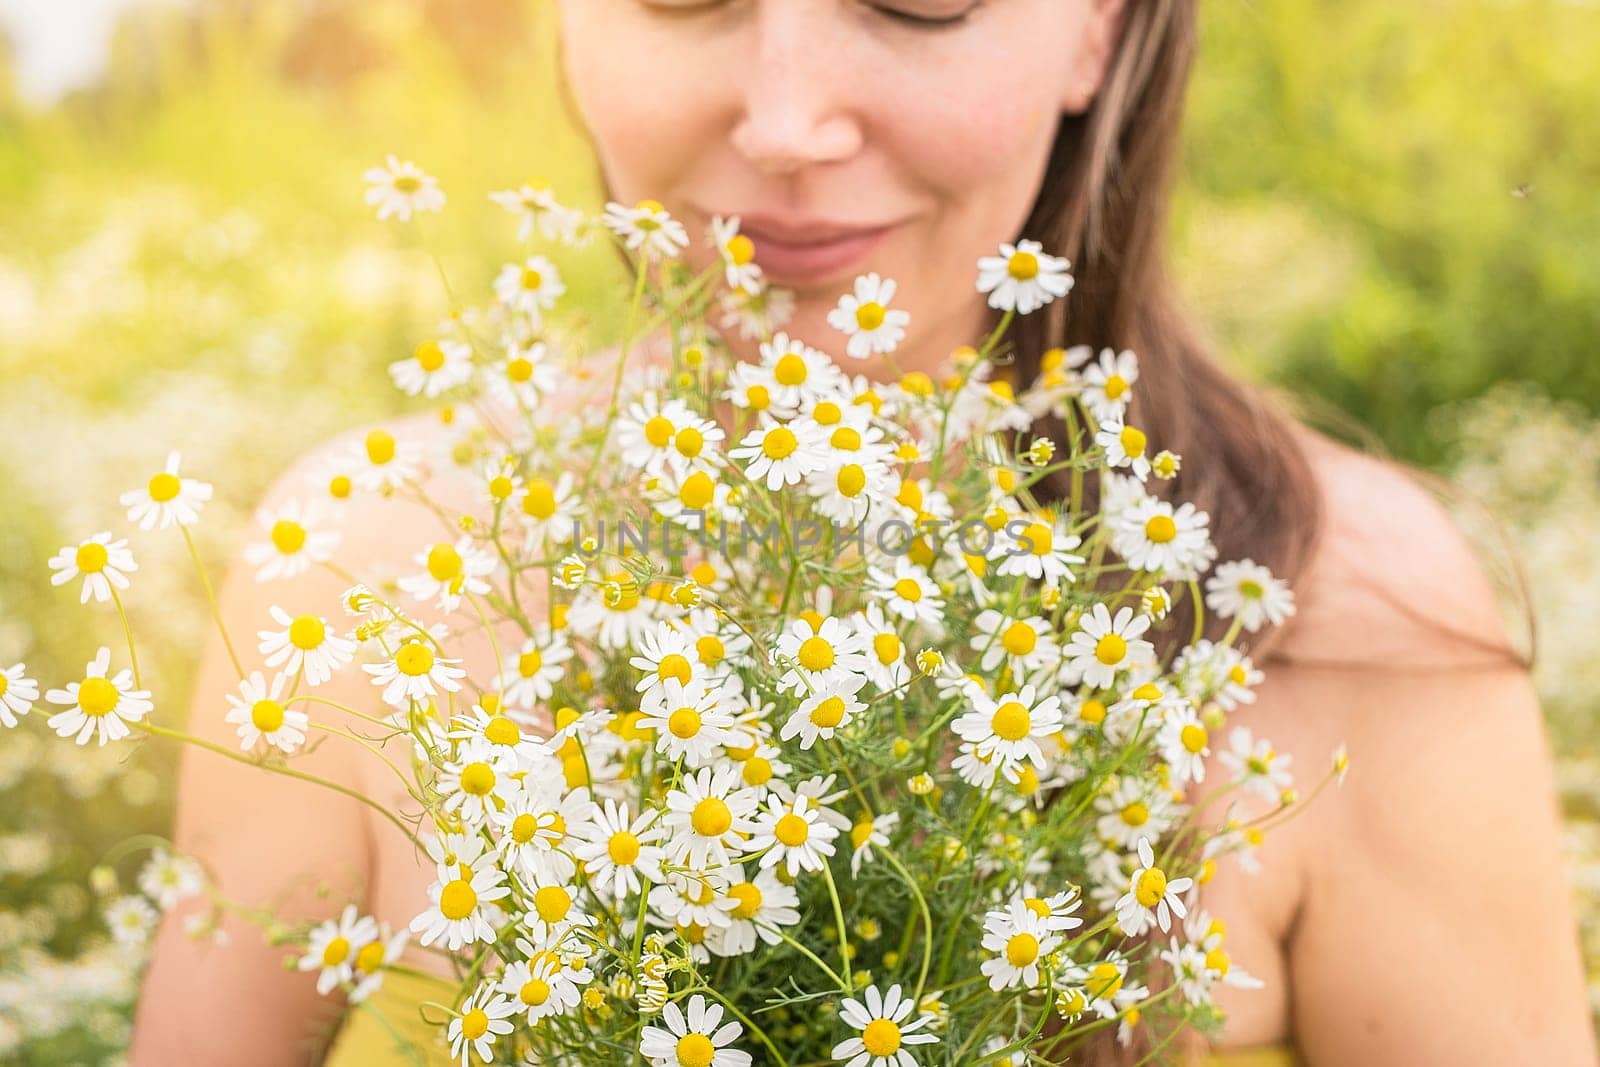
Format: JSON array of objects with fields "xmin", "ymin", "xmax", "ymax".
[{"xmin": 557, "ymin": 0, "xmax": 1125, "ymax": 374}]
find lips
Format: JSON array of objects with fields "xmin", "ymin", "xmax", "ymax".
[{"xmin": 733, "ymin": 216, "xmax": 897, "ymax": 287}]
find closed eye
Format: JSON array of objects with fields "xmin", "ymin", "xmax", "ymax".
[{"xmin": 869, "ymin": 1, "xmax": 984, "ymax": 28}]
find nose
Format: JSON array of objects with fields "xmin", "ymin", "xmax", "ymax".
[{"xmin": 728, "ymin": 7, "xmax": 865, "ymax": 177}]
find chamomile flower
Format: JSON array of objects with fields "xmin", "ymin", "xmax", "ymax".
[
  {"xmin": 1157, "ymin": 702, "xmax": 1211, "ymax": 785},
  {"xmin": 1219, "ymin": 726, "xmax": 1294, "ymax": 803},
  {"xmin": 120, "ymin": 451, "xmax": 213, "ymax": 530},
  {"xmin": 489, "ymin": 339, "xmax": 562, "ymax": 410},
  {"xmin": 257, "ymin": 605, "xmax": 356, "ymax": 686},
  {"xmin": 638, "ymin": 676, "xmax": 735, "ymax": 767},
  {"xmin": 1095, "ymin": 419, "xmax": 1153, "ymax": 481},
  {"xmin": 1080, "ymin": 348, "xmax": 1139, "ymax": 423},
  {"xmin": 299, "ymin": 904, "xmax": 378, "ymax": 995},
  {"xmin": 1204, "ymin": 559, "xmax": 1296, "ymax": 633},
  {"xmin": 364, "ymin": 638, "xmax": 467, "ymax": 707},
  {"xmin": 1115, "ymin": 497, "xmax": 1215, "ymax": 576},
  {"xmin": 711, "ymin": 214, "xmax": 764, "ymax": 294},
  {"xmin": 828, "ymin": 272, "xmax": 910, "ymax": 358},
  {"xmin": 708, "ymin": 866, "xmax": 801, "ymax": 957},
  {"xmin": 718, "ymin": 281, "xmax": 795, "ymax": 340},
  {"xmin": 397, "ymin": 535, "xmax": 498, "ymax": 612},
  {"xmin": 494, "ymin": 786, "xmax": 592, "ymax": 884},
  {"xmin": 348, "ymin": 924, "xmax": 410, "ymax": 1004},
  {"xmin": 952, "ymin": 683, "xmax": 1064, "ymax": 769},
  {"xmin": 243, "ymin": 500, "xmax": 340, "ymax": 581},
  {"xmin": 758, "ymin": 331, "xmax": 847, "ymax": 409},
  {"xmin": 852, "ymin": 603, "xmax": 911, "ymax": 694},
  {"xmin": 363, "ymin": 155, "xmax": 445, "ymax": 221},
  {"xmin": 979, "ymin": 900, "xmax": 1060, "ymax": 991},
  {"xmin": 994, "ymin": 513, "xmax": 1084, "ymax": 586},
  {"xmin": 489, "ymin": 179, "xmax": 581, "ymax": 243},
  {"xmin": 438, "ymin": 742, "xmax": 520, "ymax": 826},
  {"xmin": 349, "ymin": 427, "xmax": 424, "ymax": 493},
  {"xmin": 223, "ymin": 669, "xmax": 308, "ymax": 753},
  {"xmin": 1094, "ymin": 777, "xmax": 1176, "ymax": 849},
  {"xmin": 971, "ymin": 610, "xmax": 1060, "ymax": 677},
  {"xmin": 975, "ymin": 238, "xmax": 1073, "ymax": 314},
  {"xmin": 48, "ymin": 532, "xmax": 136, "ymax": 605},
  {"xmin": 771, "ymin": 615, "xmax": 869, "ymax": 696},
  {"xmin": 1063, "ymin": 604, "xmax": 1155, "ymax": 690},
  {"xmin": 410, "ymin": 836, "xmax": 510, "ymax": 950},
  {"xmin": 137, "ymin": 848, "xmax": 204, "ymax": 910},
  {"xmin": 639, "ymin": 994, "xmax": 751, "ymax": 1067},
  {"xmin": 832, "ymin": 982, "xmax": 940, "ymax": 1067},
  {"xmin": 1115, "ymin": 838, "xmax": 1194, "ymax": 936},
  {"xmin": 0, "ymin": 662, "xmax": 40, "ymax": 728},
  {"xmin": 749, "ymin": 793, "xmax": 840, "ymax": 877},
  {"xmin": 573, "ymin": 799, "xmax": 666, "ymax": 900},
  {"xmin": 500, "ymin": 952, "xmax": 581, "ymax": 1025},
  {"xmin": 605, "ymin": 199, "xmax": 691, "ymax": 261},
  {"xmin": 448, "ymin": 983, "xmax": 517, "ymax": 1067},
  {"xmin": 517, "ymin": 471, "xmax": 581, "ymax": 550},
  {"xmin": 849, "ymin": 812, "xmax": 899, "ymax": 876},
  {"xmin": 662, "ymin": 765, "xmax": 759, "ymax": 869},
  {"xmin": 780, "ymin": 676, "xmax": 868, "ymax": 750},
  {"xmin": 868, "ymin": 558, "xmax": 944, "ymax": 627},
  {"xmin": 494, "ymin": 255, "xmax": 566, "ymax": 321},
  {"xmin": 729, "ymin": 416, "xmax": 827, "ymax": 491},
  {"xmin": 389, "ymin": 337, "xmax": 474, "ymax": 399},
  {"xmin": 45, "ymin": 646, "xmax": 152, "ymax": 746},
  {"xmin": 104, "ymin": 895, "xmax": 159, "ymax": 946},
  {"xmin": 497, "ymin": 626, "xmax": 574, "ymax": 709}
]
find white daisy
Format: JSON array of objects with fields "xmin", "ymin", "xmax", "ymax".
[
  {"xmin": 970, "ymin": 610, "xmax": 1059, "ymax": 677},
  {"xmin": 45, "ymin": 646, "xmax": 152, "ymax": 746},
  {"xmin": 489, "ymin": 179, "xmax": 581, "ymax": 244},
  {"xmin": 729, "ymin": 416, "xmax": 827, "ymax": 491},
  {"xmin": 388, "ymin": 337, "xmax": 474, "ymax": 399},
  {"xmin": 979, "ymin": 899, "xmax": 1060, "ymax": 991},
  {"xmin": 851, "ymin": 604, "xmax": 911, "ymax": 695},
  {"xmin": 1157, "ymin": 703, "xmax": 1211, "ymax": 785},
  {"xmin": 1093, "ymin": 776, "xmax": 1176, "ymax": 850},
  {"xmin": 223, "ymin": 669, "xmax": 308, "ymax": 753},
  {"xmin": 409, "ymin": 835, "xmax": 510, "ymax": 950},
  {"xmin": 707, "ymin": 866, "xmax": 801, "ymax": 957},
  {"xmin": 120, "ymin": 451, "xmax": 213, "ymax": 530},
  {"xmin": 48, "ymin": 532, "xmax": 137, "ymax": 605},
  {"xmin": 438, "ymin": 741, "xmax": 520, "ymax": 826},
  {"xmin": 1080, "ymin": 348, "xmax": 1139, "ymax": 423},
  {"xmin": 499, "ymin": 952, "xmax": 581, "ymax": 1025},
  {"xmin": 780, "ymin": 676, "xmax": 868, "ymax": 750},
  {"xmin": 496, "ymin": 626, "xmax": 573, "ymax": 710},
  {"xmin": 771, "ymin": 615, "xmax": 869, "ymax": 696},
  {"xmin": 1095, "ymin": 419, "xmax": 1152, "ymax": 481},
  {"xmin": 493, "ymin": 255, "xmax": 566, "ymax": 321},
  {"xmin": 639, "ymin": 994, "xmax": 751, "ymax": 1067},
  {"xmin": 717, "ymin": 281, "xmax": 795, "ymax": 341},
  {"xmin": 662, "ymin": 765, "xmax": 759, "ymax": 869},
  {"xmin": 104, "ymin": 895, "xmax": 159, "ymax": 946},
  {"xmin": 1115, "ymin": 838, "xmax": 1194, "ymax": 936},
  {"xmin": 397, "ymin": 535, "xmax": 498, "ymax": 612},
  {"xmin": 832, "ymin": 982, "xmax": 940, "ymax": 1067},
  {"xmin": 975, "ymin": 238, "xmax": 1073, "ymax": 314},
  {"xmin": 243, "ymin": 500, "xmax": 340, "ymax": 582},
  {"xmin": 136, "ymin": 848, "xmax": 204, "ymax": 910},
  {"xmin": 363, "ymin": 638, "xmax": 467, "ymax": 707},
  {"xmin": 1114, "ymin": 497, "xmax": 1215, "ymax": 576},
  {"xmin": 994, "ymin": 513, "xmax": 1085, "ymax": 586},
  {"xmin": 447, "ymin": 982, "xmax": 517, "ymax": 1067},
  {"xmin": 257, "ymin": 604, "xmax": 356, "ymax": 686},
  {"xmin": 349, "ymin": 428, "xmax": 425, "ymax": 494},
  {"xmin": 638, "ymin": 676, "xmax": 735, "ymax": 767},
  {"xmin": 493, "ymin": 784, "xmax": 592, "ymax": 884},
  {"xmin": 299, "ymin": 903, "xmax": 378, "ymax": 995},
  {"xmin": 348, "ymin": 924, "xmax": 410, "ymax": 1004},
  {"xmin": 1063, "ymin": 604, "xmax": 1155, "ymax": 690},
  {"xmin": 827, "ymin": 272, "xmax": 910, "ymax": 358},
  {"xmin": 488, "ymin": 339, "xmax": 563, "ymax": 411},
  {"xmin": 517, "ymin": 471, "xmax": 581, "ymax": 551},
  {"xmin": 747, "ymin": 793, "xmax": 840, "ymax": 877},
  {"xmin": 573, "ymin": 799, "xmax": 666, "ymax": 900},
  {"xmin": 1219, "ymin": 726, "xmax": 1294, "ymax": 803},
  {"xmin": 849, "ymin": 812, "xmax": 899, "ymax": 876},
  {"xmin": 1204, "ymin": 559, "xmax": 1296, "ymax": 633},
  {"xmin": 711, "ymin": 214, "xmax": 764, "ymax": 294},
  {"xmin": 952, "ymin": 683, "xmax": 1063, "ymax": 769},
  {"xmin": 867, "ymin": 558, "xmax": 944, "ymax": 627},
  {"xmin": 363, "ymin": 155, "xmax": 445, "ymax": 222},
  {"xmin": 758, "ymin": 331, "xmax": 847, "ymax": 410},
  {"xmin": 0, "ymin": 661, "xmax": 40, "ymax": 728},
  {"xmin": 604, "ymin": 198, "xmax": 691, "ymax": 261}
]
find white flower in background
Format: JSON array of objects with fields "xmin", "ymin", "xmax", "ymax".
[
  {"xmin": 138, "ymin": 848, "xmax": 203, "ymax": 910},
  {"xmin": 1063, "ymin": 603, "xmax": 1156, "ymax": 690},
  {"xmin": 388, "ymin": 337, "xmax": 473, "ymax": 399},
  {"xmin": 363, "ymin": 155, "xmax": 445, "ymax": 221},
  {"xmin": 1080, "ymin": 348, "xmax": 1139, "ymax": 423},
  {"xmin": 448, "ymin": 982, "xmax": 517, "ymax": 1066},
  {"xmin": 852, "ymin": 604, "xmax": 911, "ymax": 694},
  {"xmin": 497, "ymin": 626, "xmax": 574, "ymax": 710},
  {"xmin": 104, "ymin": 895, "xmax": 159, "ymax": 947},
  {"xmin": 638, "ymin": 676, "xmax": 735, "ymax": 767},
  {"xmin": 494, "ymin": 255, "xmax": 567, "ymax": 321},
  {"xmin": 516, "ymin": 471, "xmax": 581, "ymax": 551},
  {"xmin": 975, "ymin": 238, "xmax": 1073, "ymax": 314},
  {"xmin": 832, "ymin": 982, "xmax": 940, "ymax": 1067},
  {"xmin": 1114, "ymin": 497, "xmax": 1215, "ymax": 576},
  {"xmin": 993, "ymin": 513, "xmax": 1084, "ymax": 586},
  {"xmin": 48, "ymin": 532, "xmax": 137, "ymax": 605},
  {"xmin": 749, "ymin": 793, "xmax": 840, "ymax": 877},
  {"xmin": 1096, "ymin": 419, "xmax": 1152, "ymax": 481},
  {"xmin": 364, "ymin": 638, "xmax": 467, "ymax": 707},
  {"xmin": 638, "ymin": 993, "xmax": 752, "ymax": 1067},
  {"xmin": 573, "ymin": 799, "xmax": 666, "ymax": 900},
  {"xmin": 849, "ymin": 811, "xmax": 899, "ymax": 876},
  {"xmin": 708, "ymin": 866, "xmax": 801, "ymax": 957},
  {"xmin": 979, "ymin": 899, "xmax": 1060, "ymax": 991},
  {"xmin": 348, "ymin": 924, "xmax": 410, "ymax": 1004},
  {"xmin": 120, "ymin": 451, "xmax": 213, "ymax": 530},
  {"xmin": 223, "ymin": 670, "xmax": 308, "ymax": 753},
  {"xmin": 718, "ymin": 281, "xmax": 795, "ymax": 341},
  {"xmin": 730, "ymin": 416, "xmax": 827, "ymax": 491},
  {"xmin": 1157, "ymin": 703, "xmax": 1211, "ymax": 785},
  {"xmin": 1115, "ymin": 838, "xmax": 1195, "ymax": 936},
  {"xmin": 781, "ymin": 676, "xmax": 868, "ymax": 750},
  {"xmin": 757, "ymin": 331, "xmax": 847, "ymax": 410},
  {"xmin": 348, "ymin": 427, "xmax": 424, "ymax": 493},
  {"xmin": 410, "ymin": 835, "xmax": 510, "ymax": 950},
  {"xmin": 257, "ymin": 605, "xmax": 356, "ymax": 686},
  {"xmin": 45, "ymin": 646, "xmax": 152, "ymax": 747},
  {"xmin": 299, "ymin": 903, "xmax": 378, "ymax": 995},
  {"xmin": 489, "ymin": 179, "xmax": 581, "ymax": 243},
  {"xmin": 1205, "ymin": 559, "xmax": 1297, "ymax": 633},
  {"xmin": 711, "ymin": 214, "xmax": 764, "ymax": 294},
  {"xmin": 868, "ymin": 557, "xmax": 944, "ymax": 627},
  {"xmin": 828, "ymin": 272, "xmax": 910, "ymax": 358},
  {"xmin": 1219, "ymin": 726, "xmax": 1295, "ymax": 803},
  {"xmin": 0, "ymin": 662, "xmax": 40, "ymax": 728},
  {"xmin": 243, "ymin": 500, "xmax": 340, "ymax": 581},
  {"xmin": 397, "ymin": 535, "xmax": 498, "ymax": 612},
  {"xmin": 952, "ymin": 683, "xmax": 1064, "ymax": 769},
  {"xmin": 604, "ymin": 199, "xmax": 690, "ymax": 261}
]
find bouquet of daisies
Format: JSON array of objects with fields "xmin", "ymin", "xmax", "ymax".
[{"xmin": 9, "ymin": 158, "xmax": 1348, "ymax": 1066}]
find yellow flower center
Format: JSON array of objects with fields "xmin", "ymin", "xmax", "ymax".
[
  {"xmin": 329, "ymin": 474, "xmax": 351, "ymax": 499},
  {"xmin": 742, "ymin": 757, "xmax": 773, "ymax": 787},
  {"xmin": 507, "ymin": 357, "xmax": 534, "ymax": 382},
  {"xmin": 796, "ymin": 636, "xmax": 835, "ymax": 672},
  {"xmin": 533, "ymin": 885, "xmax": 571, "ymax": 924},
  {"xmin": 762, "ymin": 426, "xmax": 799, "ymax": 460},
  {"xmin": 1119, "ymin": 425, "xmax": 1147, "ymax": 457},
  {"xmin": 608, "ymin": 831, "xmax": 641, "ymax": 865},
  {"xmin": 861, "ymin": 1019, "xmax": 903, "ymax": 1057},
  {"xmin": 892, "ymin": 577, "xmax": 923, "ymax": 603},
  {"xmin": 460, "ymin": 762, "xmax": 496, "ymax": 796},
  {"xmin": 1007, "ymin": 251, "xmax": 1039, "ymax": 279},
  {"xmin": 837, "ymin": 464, "xmax": 867, "ymax": 498},
  {"xmin": 643, "ymin": 414, "xmax": 675, "ymax": 448},
  {"xmin": 415, "ymin": 340, "xmax": 446, "ymax": 372},
  {"xmin": 522, "ymin": 479, "xmax": 556, "ymax": 519},
  {"xmin": 1228, "ymin": 664, "xmax": 1249, "ymax": 686},
  {"xmin": 521, "ymin": 267, "xmax": 543, "ymax": 291},
  {"xmin": 675, "ymin": 1034, "xmax": 716, "ymax": 1067},
  {"xmin": 855, "ymin": 302, "xmax": 886, "ymax": 330},
  {"xmin": 851, "ymin": 821, "xmax": 875, "ymax": 849},
  {"xmin": 729, "ymin": 881, "xmax": 763, "ymax": 919},
  {"xmin": 1180, "ymin": 723, "xmax": 1208, "ymax": 753},
  {"xmin": 1024, "ymin": 897, "xmax": 1051, "ymax": 920},
  {"xmin": 270, "ymin": 519, "xmax": 307, "ymax": 555},
  {"xmin": 460, "ymin": 1008, "xmax": 489, "ymax": 1040},
  {"xmin": 774, "ymin": 813, "xmax": 810, "ymax": 847},
  {"xmin": 355, "ymin": 940, "xmax": 386, "ymax": 973},
  {"xmin": 1135, "ymin": 866, "xmax": 1169, "ymax": 907},
  {"xmin": 365, "ymin": 430, "xmax": 395, "ymax": 465},
  {"xmin": 725, "ymin": 233, "xmax": 755, "ymax": 265},
  {"xmin": 830, "ymin": 426, "xmax": 861, "ymax": 451},
  {"xmin": 147, "ymin": 471, "xmax": 181, "ymax": 502},
  {"xmin": 439, "ymin": 879, "xmax": 477, "ymax": 920},
  {"xmin": 396, "ymin": 643, "xmax": 436, "ymax": 676},
  {"xmin": 78, "ymin": 677, "xmax": 119, "ymax": 718},
  {"xmin": 991, "ymin": 700, "xmax": 1031, "ymax": 742},
  {"xmin": 1001, "ymin": 622, "xmax": 1037, "ymax": 656},
  {"xmin": 518, "ymin": 648, "xmax": 544, "ymax": 678},
  {"xmin": 322, "ymin": 936, "xmax": 350, "ymax": 967},
  {"xmin": 1023, "ymin": 521, "xmax": 1053, "ymax": 556},
  {"xmin": 511, "ymin": 813, "xmax": 539, "ymax": 845},
  {"xmin": 1078, "ymin": 698, "xmax": 1107, "ymax": 725},
  {"xmin": 809, "ymin": 696, "xmax": 847, "ymax": 728},
  {"xmin": 745, "ymin": 384, "xmax": 771, "ymax": 410},
  {"xmin": 668, "ymin": 707, "xmax": 703, "ymax": 739},
  {"xmin": 1205, "ymin": 947, "xmax": 1231, "ymax": 976},
  {"xmin": 675, "ymin": 426, "xmax": 705, "ymax": 458},
  {"xmin": 773, "ymin": 352, "xmax": 808, "ymax": 386},
  {"xmin": 1145, "ymin": 514, "xmax": 1177, "ymax": 543},
  {"xmin": 691, "ymin": 798, "xmax": 732, "ymax": 838},
  {"xmin": 1006, "ymin": 932, "xmax": 1040, "ymax": 967},
  {"xmin": 1103, "ymin": 374, "xmax": 1129, "ymax": 400},
  {"xmin": 695, "ymin": 636, "xmax": 725, "ymax": 666},
  {"xmin": 288, "ymin": 614, "xmax": 325, "ymax": 650},
  {"xmin": 872, "ymin": 631, "xmax": 901, "ymax": 666},
  {"xmin": 1087, "ymin": 962, "xmax": 1124, "ymax": 1001},
  {"xmin": 1120, "ymin": 801, "xmax": 1149, "ymax": 827},
  {"xmin": 393, "ymin": 175, "xmax": 422, "ymax": 194},
  {"xmin": 521, "ymin": 979, "xmax": 551, "ymax": 1006},
  {"xmin": 1238, "ymin": 578, "xmax": 1264, "ymax": 599},
  {"xmin": 1094, "ymin": 633, "xmax": 1127, "ymax": 665},
  {"xmin": 427, "ymin": 543, "xmax": 463, "ymax": 581},
  {"xmin": 251, "ymin": 699, "xmax": 285, "ymax": 733}
]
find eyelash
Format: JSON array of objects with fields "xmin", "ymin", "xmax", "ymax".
[{"xmin": 639, "ymin": 2, "xmax": 981, "ymax": 31}]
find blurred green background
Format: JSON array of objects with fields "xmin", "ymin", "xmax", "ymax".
[{"xmin": 0, "ymin": 0, "xmax": 1596, "ymax": 1059}]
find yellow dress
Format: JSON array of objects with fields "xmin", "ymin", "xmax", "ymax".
[{"xmin": 321, "ymin": 970, "xmax": 1298, "ymax": 1066}]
